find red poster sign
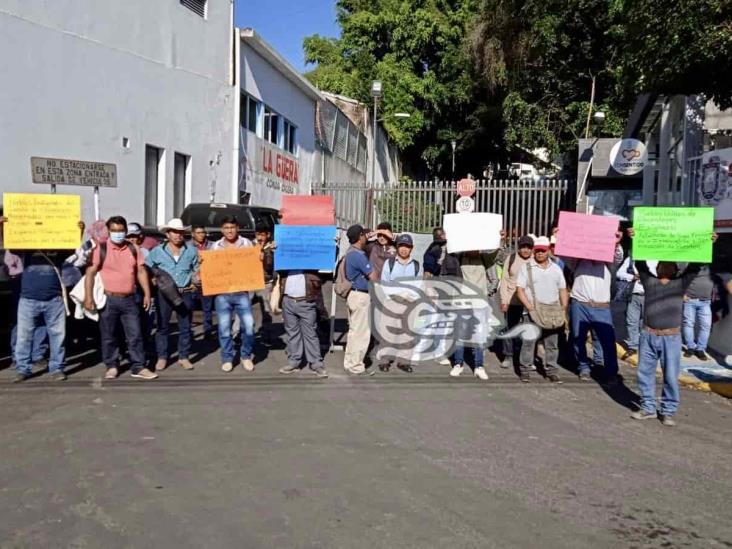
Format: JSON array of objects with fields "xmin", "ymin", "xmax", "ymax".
[{"xmin": 281, "ymin": 195, "xmax": 335, "ymax": 225}]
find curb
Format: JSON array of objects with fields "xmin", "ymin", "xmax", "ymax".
[{"xmin": 615, "ymin": 343, "xmax": 726, "ymax": 397}]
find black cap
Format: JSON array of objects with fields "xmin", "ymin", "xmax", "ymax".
[
  {"xmin": 395, "ymin": 234, "xmax": 414, "ymax": 247},
  {"xmin": 346, "ymin": 224, "xmax": 365, "ymax": 244},
  {"xmin": 518, "ymin": 235, "xmax": 534, "ymax": 248}
]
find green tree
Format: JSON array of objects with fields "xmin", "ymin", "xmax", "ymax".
[
  {"xmin": 611, "ymin": 0, "xmax": 732, "ymax": 109},
  {"xmin": 304, "ymin": 0, "xmax": 499, "ymax": 177}
]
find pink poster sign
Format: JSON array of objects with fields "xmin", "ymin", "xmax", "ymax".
[{"xmin": 554, "ymin": 211, "xmax": 619, "ymax": 262}]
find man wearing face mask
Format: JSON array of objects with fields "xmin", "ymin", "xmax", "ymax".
[{"xmin": 85, "ymin": 216, "xmax": 156, "ymax": 380}]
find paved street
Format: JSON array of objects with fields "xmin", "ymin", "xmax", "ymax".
[{"xmin": 1, "ymin": 315, "xmax": 731, "ymax": 549}]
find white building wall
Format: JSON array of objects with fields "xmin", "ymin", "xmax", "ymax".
[
  {"xmin": 0, "ymin": 0, "xmax": 235, "ymax": 224},
  {"xmin": 239, "ymin": 41, "xmax": 318, "ymax": 209}
]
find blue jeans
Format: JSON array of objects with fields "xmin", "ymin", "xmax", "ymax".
[
  {"xmin": 15, "ymin": 297, "xmax": 66, "ymax": 375},
  {"xmin": 215, "ymin": 292, "xmax": 255, "ymax": 363},
  {"xmin": 624, "ymin": 294, "xmax": 645, "ymax": 351},
  {"xmin": 570, "ymin": 300, "xmax": 618, "ymax": 377},
  {"xmin": 10, "ymin": 277, "xmax": 48, "ymax": 362},
  {"xmin": 99, "ymin": 295, "xmax": 145, "ymax": 374},
  {"xmin": 156, "ymin": 291, "xmax": 194, "ymax": 360},
  {"xmin": 637, "ymin": 331, "xmax": 682, "ymax": 416},
  {"xmin": 452, "ymin": 345, "xmax": 484, "ymax": 369},
  {"xmin": 192, "ymin": 289, "xmax": 214, "ymax": 333},
  {"xmin": 682, "ymin": 299, "xmax": 712, "ymax": 351}
]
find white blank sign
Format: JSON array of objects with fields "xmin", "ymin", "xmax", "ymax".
[{"xmin": 443, "ymin": 213, "xmax": 503, "ymax": 253}]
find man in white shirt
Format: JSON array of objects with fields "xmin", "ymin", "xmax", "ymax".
[
  {"xmin": 554, "ymin": 227, "xmax": 624, "ymax": 383},
  {"xmin": 515, "ymin": 236, "xmax": 568, "ymax": 383}
]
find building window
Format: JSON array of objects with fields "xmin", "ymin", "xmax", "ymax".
[
  {"xmin": 145, "ymin": 145, "xmax": 163, "ymax": 226},
  {"xmin": 264, "ymin": 107, "xmax": 280, "ymax": 145},
  {"xmin": 248, "ymin": 97, "xmax": 258, "ymax": 132},
  {"xmin": 180, "ymin": 0, "xmax": 207, "ymax": 18},
  {"xmin": 173, "ymin": 152, "xmax": 190, "ymax": 216},
  {"xmin": 284, "ymin": 121, "xmax": 298, "ymax": 156}
]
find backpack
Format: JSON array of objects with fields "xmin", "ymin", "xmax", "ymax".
[
  {"xmin": 334, "ymin": 250, "xmax": 356, "ymax": 299},
  {"xmin": 385, "ymin": 257, "xmax": 420, "ymax": 279},
  {"xmin": 97, "ymin": 241, "xmax": 138, "ymax": 271}
]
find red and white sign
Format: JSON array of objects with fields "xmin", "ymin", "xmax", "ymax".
[
  {"xmin": 456, "ymin": 196, "xmax": 475, "ymax": 213},
  {"xmin": 260, "ymin": 142, "xmax": 300, "ymax": 184},
  {"xmin": 456, "ymin": 178, "xmax": 476, "ymax": 197}
]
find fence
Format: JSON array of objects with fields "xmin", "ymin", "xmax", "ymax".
[{"xmin": 312, "ymin": 180, "xmax": 573, "ymax": 245}]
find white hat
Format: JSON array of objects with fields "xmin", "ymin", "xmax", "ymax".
[
  {"xmin": 160, "ymin": 218, "xmax": 187, "ymax": 232},
  {"xmin": 533, "ymin": 236, "xmax": 551, "ymax": 250}
]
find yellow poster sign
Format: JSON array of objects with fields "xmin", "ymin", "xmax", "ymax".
[{"xmin": 3, "ymin": 193, "xmax": 81, "ymax": 249}]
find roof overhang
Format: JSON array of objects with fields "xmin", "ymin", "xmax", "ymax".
[
  {"xmin": 623, "ymin": 93, "xmax": 660, "ymax": 138},
  {"xmin": 239, "ymin": 28, "xmax": 323, "ymax": 103}
]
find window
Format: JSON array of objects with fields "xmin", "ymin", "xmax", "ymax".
[
  {"xmin": 180, "ymin": 0, "xmax": 207, "ymax": 18},
  {"xmin": 283, "ymin": 121, "xmax": 298, "ymax": 155},
  {"xmin": 173, "ymin": 153, "xmax": 190, "ymax": 216},
  {"xmin": 144, "ymin": 145, "xmax": 163, "ymax": 226},
  {"xmin": 248, "ymin": 96, "xmax": 258, "ymax": 132}
]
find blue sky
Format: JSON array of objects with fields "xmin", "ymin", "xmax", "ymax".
[{"xmin": 234, "ymin": 0, "xmax": 340, "ymax": 72}]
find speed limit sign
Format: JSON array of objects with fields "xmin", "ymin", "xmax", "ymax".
[{"xmin": 456, "ymin": 196, "xmax": 475, "ymax": 213}]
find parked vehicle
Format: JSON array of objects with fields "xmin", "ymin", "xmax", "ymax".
[
  {"xmin": 509, "ymin": 163, "xmax": 541, "ymax": 183},
  {"xmin": 180, "ymin": 203, "xmax": 279, "ymax": 241}
]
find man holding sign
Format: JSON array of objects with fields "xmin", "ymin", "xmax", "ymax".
[
  {"xmin": 207, "ymin": 216, "xmax": 258, "ymax": 373},
  {"xmin": 553, "ymin": 220, "xmax": 624, "ymax": 384}
]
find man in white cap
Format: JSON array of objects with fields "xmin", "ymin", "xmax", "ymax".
[
  {"xmin": 145, "ymin": 218, "xmax": 200, "ymax": 372},
  {"xmin": 515, "ymin": 236, "xmax": 568, "ymax": 383}
]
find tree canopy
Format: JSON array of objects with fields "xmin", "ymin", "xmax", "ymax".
[{"xmin": 304, "ymin": 0, "xmax": 732, "ymax": 178}]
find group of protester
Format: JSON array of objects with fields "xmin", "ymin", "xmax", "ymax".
[
  {"xmin": 337, "ymin": 221, "xmax": 724, "ymax": 426},
  {"xmin": 2, "ymin": 210, "xmax": 727, "ymax": 426}
]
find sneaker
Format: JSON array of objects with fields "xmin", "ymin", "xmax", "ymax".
[
  {"xmin": 345, "ymin": 366, "xmax": 366, "ymax": 375},
  {"xmin": 155, "ymin": 358, "xmax": 168, "ymax": 372},
  {"xmin": 548, "ymin": 374, "xmax": 563, "ymax": 384},
  {"xmin": 221, "ymin": 362, "xmax": 234, "ymax": 372},
  {"xmin": 131, "ymin": 368, "xmax": 158, "ymax": 380},
  {"xmin": 660, "ymin": 415, "xmax": 676, "ymax": 427},
  {"xmin": 12, "ymin": 372, "xmax": 29, "ymax": 383},
  {"xmin": 500, "ymin": 357, "xmax": 512, "ymax": 369},
  {"xmin": 438, "ymin": 357, "xmax": 452, "ymax": 366},
  {"xmin": 311, "ymin": 366, "xmax": 329, "ymax": 378},
  {"xmin": 50, "ymin": 371, "xmax": 67, "ymax": 382},
  {"xmin": 104, "ymin": 367, "xmax": 119, "ymax": 380},
  {"xmin": 278, "ymin": 364, "xmax": 299, "ymax": 374},
  {"xmin": 449, "ymin": 364, "xmax": 464, "ymax": 377},
  {"xmin": 520, "ymin": 373, "xmax": 531, "ymax": 383},
  {"xmin": 578, "ymin": 371, "xmax": 591, "ymax": 381},
  {"xmin": 241, "ymin": 358, "xmax": 255, "ymax": 372},
  {"xmin": 474, "ymin": 367, "xmax": 488, "ymax": 381},
  {"xmin": 695, "ymin": 350, "xmax": 709, "ymax": 361},
  {"xmin": 630, "ymin": 410, "xmax": 657, "ymax": 421},
  {"xmin": 683, "ymin": 349, "xmax": 695, "ymax": 358},
  {"xmin": 178, "ymin": 359, "xmax": 194, "ymax": 370},
  {"xmin": 397, "ymin": 363, "xmax": 414, "ymax": 373}
]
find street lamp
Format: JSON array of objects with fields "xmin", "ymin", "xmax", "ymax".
[{"xmin": 371, "ymin": 81, "xmax": 382, "ymax": 184}]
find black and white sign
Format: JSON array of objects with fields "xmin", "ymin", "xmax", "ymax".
[
  {"xmin": 456, "ymin": 196, "xmax": 475, "ymax": 213},
  {"xmin": 31, "ymin": 157, "xmax": 118, "ymax": 188}
]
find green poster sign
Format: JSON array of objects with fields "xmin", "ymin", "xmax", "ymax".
[{"xmin": 632, "ymin": 207, "xmax": 714, "ymax": 262}]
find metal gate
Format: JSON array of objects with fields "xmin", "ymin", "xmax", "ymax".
[{"xmin": 312, "ymin": 180, "xmax": 572, "ymax": 245}]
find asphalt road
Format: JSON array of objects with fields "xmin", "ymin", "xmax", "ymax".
[{"xmin": 1, "ymin": 325, "xmax": 731, "ymax": 549}]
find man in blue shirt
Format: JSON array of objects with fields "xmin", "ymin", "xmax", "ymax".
[
  {"xmin": 145, "ymin": 218, "xmax": 200, "ymax": 372},
  {"xmin": 343, "ymin": 224, "xmax": 378, "ymax": 374}
]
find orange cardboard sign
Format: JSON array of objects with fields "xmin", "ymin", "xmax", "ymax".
[{"xmin": 200, "ymin": 247, "xmax": 265, "ymax": 296}]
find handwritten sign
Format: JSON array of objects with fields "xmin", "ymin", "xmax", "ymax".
[
  {"xmin": 274, "ymin": 225, "xmax": 337, "ymax": 271},
  {"xmin": 3, "ymin": 193, "xmax": 81, "ymax": 249},
  {"xmin": 443, "ymin": 213, "xmax": 503, "ymax": 253},
  {"xmin": 632, "ymin": 207, "xmax": 714, "ymax": 262},
  {"xmin": 280, "ymin": 196, "xmax": 335, "ymax": 225},
  {"xmin": 554, "ymin": 211, "xmax": 618, "ymax": 262},
  {"xmin": 200, "ymin": 247, "xmax": 265, "ymax": 296}
]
